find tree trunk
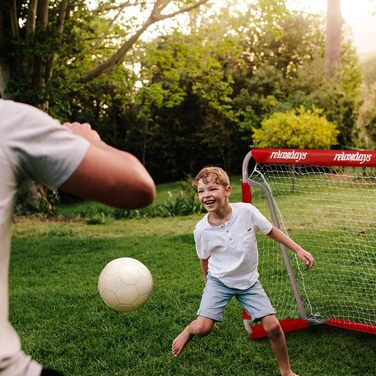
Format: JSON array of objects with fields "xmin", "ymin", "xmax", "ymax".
[
  {"xmin": 26, "ymin": 0, "xmax": 38, "ymax": 36},
  {"xmin": 32, "ymin": 0, "xmax": 50, "ymax": 110},
  {"xmin": 325, "ymin": 0, "xmax": 344, "ymax": 78},
  {"xmin": 0, "ymin": 3, "xmax": 10, "ymax": 98},
  {"xmin": 0, "ymin": 62, "xmax": 9, "ymax": 99},
  {"xmin": 10, "ymin": 0, "xmax": 19, "ymax": 38}
]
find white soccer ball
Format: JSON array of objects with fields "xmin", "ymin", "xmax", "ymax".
[{"xmin": 98, "ymin": 257, "xmax": 153, "ymax": 312}]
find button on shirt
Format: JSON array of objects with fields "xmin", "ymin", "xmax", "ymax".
[{"xmin": 194, "ymin": 202, "xmax": 273, "ymax": 290}]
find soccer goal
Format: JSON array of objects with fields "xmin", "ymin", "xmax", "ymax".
[{"xmin": 241, "ymin": 148, "xmax": 376, "ymax": 339}]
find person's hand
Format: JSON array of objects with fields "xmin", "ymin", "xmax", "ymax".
[
  {"xmin": 63, "ymin": 122, "xmax": 101, "ymax": 143},
  {"xmin": 296, "ymin": 249, "xmax": 315, "ymax": 269}
]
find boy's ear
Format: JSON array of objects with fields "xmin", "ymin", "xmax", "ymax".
[{"xmin": 225, "ymin": 185, "xmax": 232, "ymax": 197}]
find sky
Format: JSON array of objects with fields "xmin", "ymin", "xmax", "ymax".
[{"xmin": 287, "ymin": 0, "xmax": 376, "ymax": 54}]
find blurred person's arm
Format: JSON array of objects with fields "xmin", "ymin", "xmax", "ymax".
[{"xmin": 60, "ymin": 122, "xmax": 156, "ymax": 209}]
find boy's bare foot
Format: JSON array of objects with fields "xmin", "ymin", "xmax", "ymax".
[
  {"xmin": 172, "ymin": 328, "xmax": 192, "ymax": 357},
  {"xmin": 280, "ymin": 370, "xmax": 299, "ymax": 376}
]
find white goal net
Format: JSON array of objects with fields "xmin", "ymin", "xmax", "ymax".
[{"xmin": 242, "ymin": 149, "xmax": 376, "ymax": 337}]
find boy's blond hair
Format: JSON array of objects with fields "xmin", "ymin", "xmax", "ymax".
[{"xmin": 192, "ymin": 167, "xmax": 230, "ymax": 189}]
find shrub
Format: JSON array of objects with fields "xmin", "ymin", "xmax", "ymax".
[
  {"xmin": 86, "ymin": 214, "xmax": 107, "ymax": 225},
  {"xmin": 110, "ymin": 178, "xmax": 203, "ymax": 219},
  {"xmin": 113, "ymin": 191, "xmax": 203, "ymax": 219},
  {"xmin": 253, "ymin": 107, "xmax": 339, "ymax": 149}
]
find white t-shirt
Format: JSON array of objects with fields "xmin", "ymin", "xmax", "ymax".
[
  {"xmin": 0, "ymin": 99, "xmax": 89, "ymax": 375},
  {"xmin": 194, "ymin": 202, "xmax": 273, "ymax": 290}
]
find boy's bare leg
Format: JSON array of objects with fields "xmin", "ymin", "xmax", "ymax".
[
  {"xmin": 172, "ymin": 316, "xmax": 214, "ymax": 357},
  {"xmin": 261, "ymin": 315, "xmax": 299, "ymax": 376}
]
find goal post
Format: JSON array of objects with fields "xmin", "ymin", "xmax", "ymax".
[{"xmin": 241, "ymin": 148, "xmax": 376, "ymax": 339}]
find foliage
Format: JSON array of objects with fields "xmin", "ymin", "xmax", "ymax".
[
  {"xmin": 131, "ymin": 1, "xmax": 359, "ymax": 180},
  {"xmin": 253, "ymin": 107, "xmax": 338, "ymax": 149},
  {"xmin": 361, "ymin": 53, "xmax": 376, "ymax": 87},
  {"xmin": 354, "ymin": 82, "xmax": 376, "ymax": 149},
  {"xmin": 0, "ymin": 0, "xmax": 364, "ymax": 187},
  {"xmin": 229, "ymin": 5, "xmax": 362, "ymax": 149},
  {"xmin": 0, "ymin": 0, "xmax": 210, "ymax": 106},
  {"xmin": 232, "ymin": 7, "xmax": 325, "ymax": 132},
  {"xmin": 15, "ymin": 182, "xmax": 60, "ymax": 216},
  {"xmin": 113, "ymin": 191, "xmax": 204, "ymax": 219},
  {"xmin": 132, "ymin": 29, "xmax": 245, "ymax": 180},
  {"xmin": 271, "ymin": 41, "xmax": 362, "ymax": 148}
]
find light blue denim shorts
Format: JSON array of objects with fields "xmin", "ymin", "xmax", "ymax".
[{"xmin": 197, "ymin": 274, "xmax": 276, "ymax": 322}]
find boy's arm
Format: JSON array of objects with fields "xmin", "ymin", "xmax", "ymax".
[
  {"xmin": 200, "ymin": 258, "xmax": 209, "ymax": 283},
  {"xmin": 266, "ymin": 226, "xmax": 315, "ymax": 268}
]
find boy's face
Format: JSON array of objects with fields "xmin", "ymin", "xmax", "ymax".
[{"xmin": 196, "ymin": 177, "xmax": 231, "ymax": 213}]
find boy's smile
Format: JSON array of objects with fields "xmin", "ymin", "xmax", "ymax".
[{"xmin": 203, "ymin": 198, "xmax": 215, "ymax": 207}]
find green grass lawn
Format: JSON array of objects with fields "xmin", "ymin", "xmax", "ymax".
[{"xmin": 9, "ymin": 215, "xmax": 376, "ymax": 376}]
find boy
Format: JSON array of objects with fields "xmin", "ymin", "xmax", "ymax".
[
  {"xmin": 172, "ymin": 167, "xmax": 314, "ymax": 376},
  {"xmin": 0, "ymin": 99, "xmax": 156, "ymax": 376}
]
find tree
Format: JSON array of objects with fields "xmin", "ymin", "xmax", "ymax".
[
  {"xmin": 127, "ymin": 1, "xmax": 362, "ymax": 180},
  {"xmin": 0, "ymin": 0, "xmax": 210, "ymax": 107},
  {"xmin": 325, "ymin": 0, "xmax": 344, "ymax": 78},
  {"xmin": 231, "ymin": 4, "xmax": 329, "ymax": 134},
  {"xmin": 0, "ymin": 0, "xmax": 210, "ymax": 212},
  {"xmin": 76, "ymin": 0, "xmax": 210, "ymax": 84},
  {"xmin": 361, "ymin": 53, "xmax": 376, "ymax": 87},
  {"xmin": 132, "ymin": 30, "xmax": 242, "ymax": 180}
]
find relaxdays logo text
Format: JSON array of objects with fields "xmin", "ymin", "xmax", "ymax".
[
  {"xmin": 270, "ymin": 150, "xmax": 308, "ymax": 162},
  {"xmin": 333, "ymin": 152, "xmax": 372, "ymax": 165}
]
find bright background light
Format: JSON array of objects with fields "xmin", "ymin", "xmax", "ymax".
[
  {"xmin": 87, "ymin": 0, "xmax": 376, "ymax": 54},
  {"xmin": 287, "ymin": 0, "xmax": 376, "ymax": 54}
]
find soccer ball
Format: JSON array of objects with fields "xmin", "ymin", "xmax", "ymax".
[{"xmin": 98, "ymin": 257, "xmax": 153, "ymax": 312}]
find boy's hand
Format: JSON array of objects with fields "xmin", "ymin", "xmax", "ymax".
[{"xmin": 296, "ymin": 249, "xmax": 315, "ymax": 269}]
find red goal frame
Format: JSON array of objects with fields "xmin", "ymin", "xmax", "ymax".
[{"xmin": 241, "ymin": 148, "xmax": 376, "ymax": 339}]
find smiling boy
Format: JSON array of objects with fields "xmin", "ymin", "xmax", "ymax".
[{"xmin": 171, "ymin": 167, "xmax": 314, "ymax": 376}]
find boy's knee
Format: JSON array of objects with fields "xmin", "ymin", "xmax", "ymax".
[
  {"xmin": 263, "ymin": 317, "xmax": 282, "ymax": 339},
  {"xmin": 193, "ymin": 318, "xmax": 213, "ymax": 337}
]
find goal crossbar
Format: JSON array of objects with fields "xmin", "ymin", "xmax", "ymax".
[{"xmin": 241, "ymin": 148, "xmax": 376, "ymax": 339}]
